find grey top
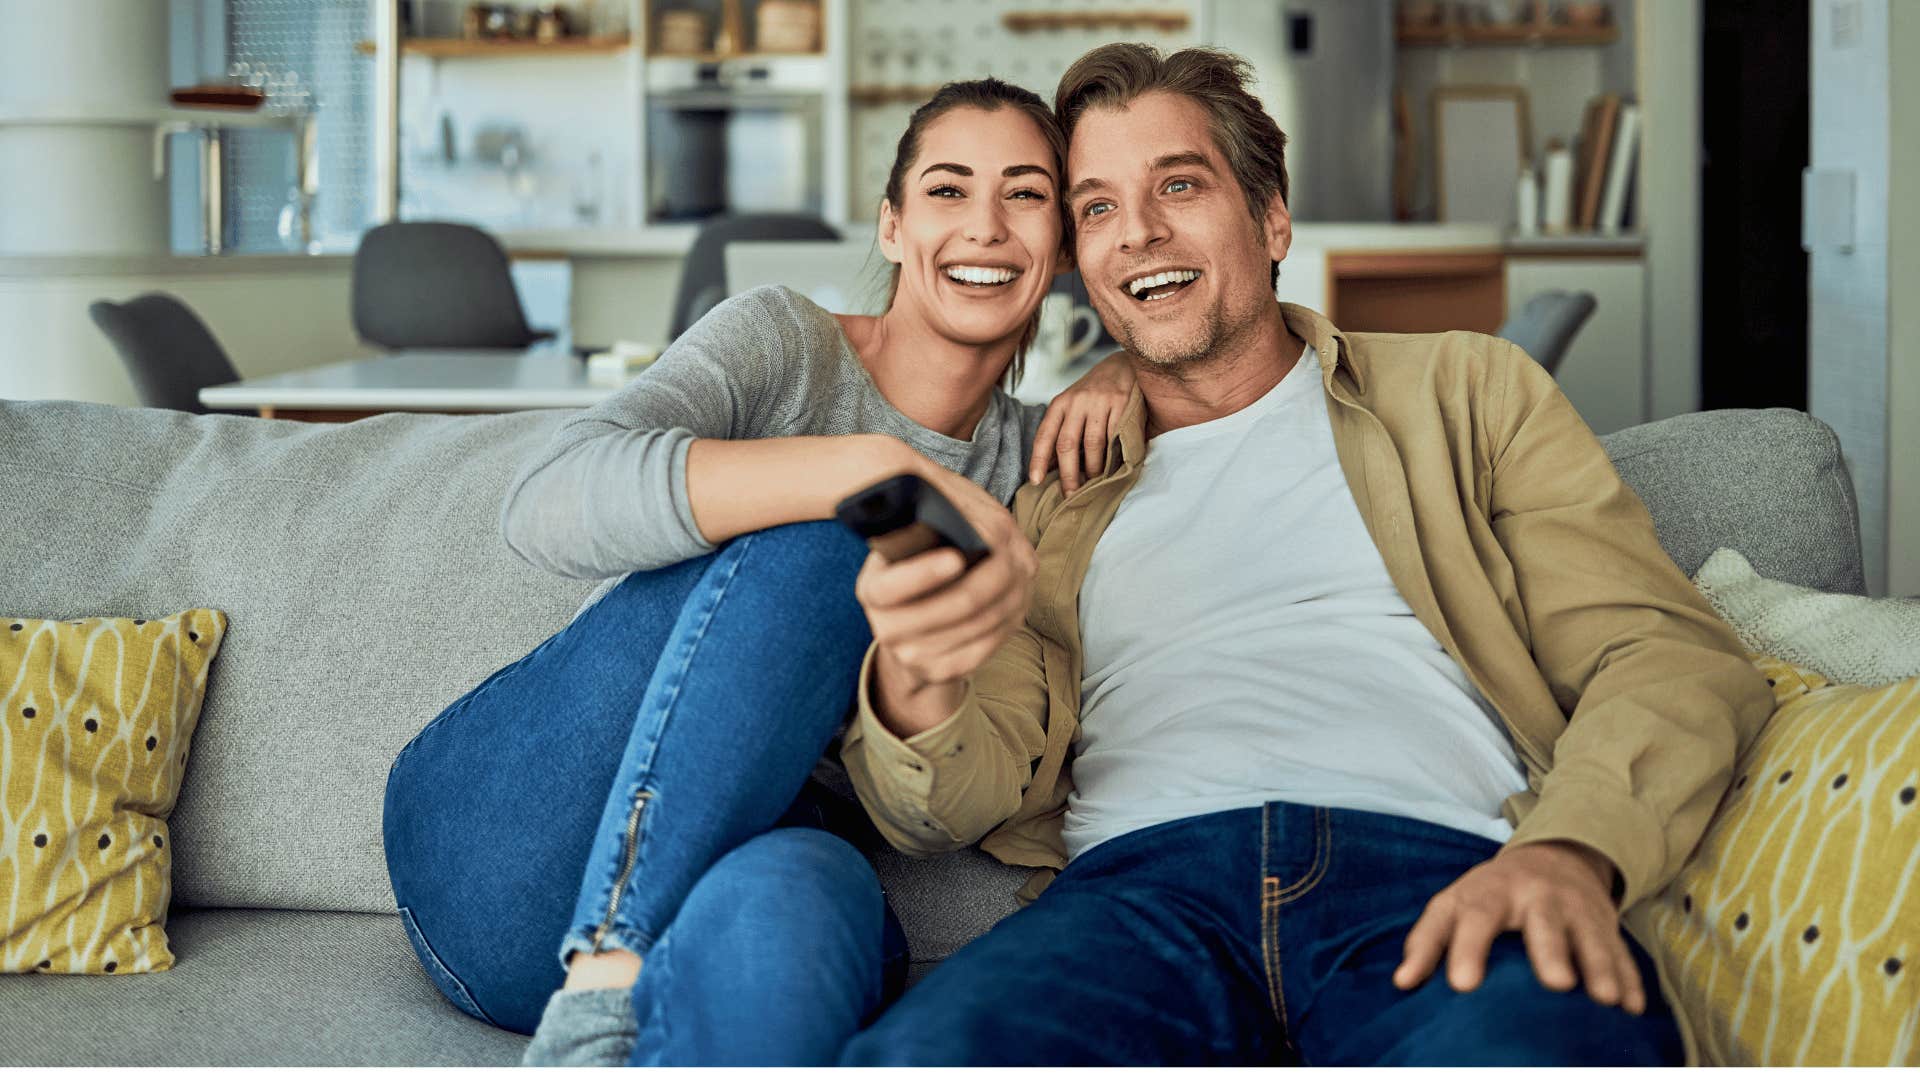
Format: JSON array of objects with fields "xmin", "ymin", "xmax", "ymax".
[{"xmin": 500, "ymin": 285, "xmax": 1048, "ymax": 611}]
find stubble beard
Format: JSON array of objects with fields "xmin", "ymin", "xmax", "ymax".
[{"xmin": 1101, "ymin": 290, "xmax": 1258, "ymax": 379}]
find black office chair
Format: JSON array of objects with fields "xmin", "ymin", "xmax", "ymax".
[
  {"xmin": 352, "ymin": 221, "xmax": 553, "ymax": 349},
  {"xmin": 1497, "ymin": 290, "xmax": 1598, "ymax": 376},
  {"xmin": 670, "ymin": 213, "xmax": 840, "ymax": 340},
  {"xmin": 88, "ymin": 293, "xmax": 248, "ymax": 415}
]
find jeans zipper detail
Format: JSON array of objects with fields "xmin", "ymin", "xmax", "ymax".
[{"xmin": 589, "ymin": 790, "xmax": 652, "ymax": 951}]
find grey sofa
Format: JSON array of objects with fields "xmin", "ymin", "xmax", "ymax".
[{"xmin": 0, "ymin": 400, "xmax": 1863, "ymax": 1066}]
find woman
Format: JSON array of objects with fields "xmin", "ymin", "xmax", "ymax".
[{"xmin": 381, "ymin": 79, "xmax": 1128, "ymax": 1066}]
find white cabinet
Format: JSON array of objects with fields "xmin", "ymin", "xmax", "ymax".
[{"xmin": 1505, "ymin": 256, "xmax": 1647, "ymax": 435}]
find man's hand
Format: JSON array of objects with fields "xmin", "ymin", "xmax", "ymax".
[
  {"xmin": 1393, "ymin": 839, "xmax": 1644, "ymax": 1014},
  {"xmin": 852, "ymin": 468, "xmax": 1037, "ymax": 737}
]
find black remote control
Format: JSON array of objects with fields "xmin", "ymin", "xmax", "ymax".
[{"xmin": 834, "ymin": 473, "xmax": 990, "ymax": 567}]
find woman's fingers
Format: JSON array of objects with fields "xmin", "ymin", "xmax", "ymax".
[
  {"xmin": 1082, "ymin": 410, "xmax": 1108, "ymax": 478},
  {"xmin": 1028, "ymin": 400, "xmax": 1068, "ymax": 485}
]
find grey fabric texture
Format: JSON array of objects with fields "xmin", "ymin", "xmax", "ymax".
[
  {"xmin": 1595, "ymin": 407, "xmax": 1865, "ymax": 594},
  {"xmin": 519, "ymin": 986, "xmax": 638, "ymax": 1067},
  {"xmin": 0, "ymin": 400, "xmax": 599, "ymax": 913},
  {"xmin": 0, "ymin": 909, "xmax": 528, "ymax": 1066},
  {"xmin": 501, "ymin": 285, "xmax": 1048, "ymax": 618},
  {"xmin": 0, "ymin": 391, "xmax": 1862, "ymax": 1065}
]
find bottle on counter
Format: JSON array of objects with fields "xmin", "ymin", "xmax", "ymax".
[{"xmin": 1515, "ymin": 162, "xmax": 1539, "ymax": 237}]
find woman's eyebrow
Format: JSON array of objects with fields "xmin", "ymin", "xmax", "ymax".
[{"xmin": 918, "ymin": 163, "xmax": 1054, "ymax": 181}]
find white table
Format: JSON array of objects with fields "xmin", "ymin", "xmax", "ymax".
[{"xmin": 199, "ymin": 347, "xmax": 620, "ymax": 422}]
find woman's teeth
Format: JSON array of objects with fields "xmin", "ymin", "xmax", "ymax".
[
  {"xmin": 945, "ymin": 265, "xmax": 1020, "ymax": 287},
  {"xmin": 1126, "ymin": 269, "xmax": 1201, "ymax": 300}
]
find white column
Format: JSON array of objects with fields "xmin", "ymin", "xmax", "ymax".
[{"xmin": 0, "ymin": 0, "xmax": 172, "ymax": 255}]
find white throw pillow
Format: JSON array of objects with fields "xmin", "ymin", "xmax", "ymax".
[{"xmin": 1691, "ymin": 548, "xmax": 1920, "ymax": 686}]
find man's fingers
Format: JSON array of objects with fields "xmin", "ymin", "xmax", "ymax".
[
  {"xmin": 1567, "ymin": 917, "xmax": 1622, "ymax": 1008},
  {"xmin": 1617, "ymin": 939, "xmax": 1648, "ymax": 1015},
  {"xmin": 1520, "ymin": 907, "xmax": 1577, "ymax": 992},
  {"xmin": 1444, "ymin": 904, "xmax": 1508, "ymax": 994},
  {"xmin": 1082, "ymin": 411, "xmax": 1108, "ymax": 477},
  {"xmin": 1394, "ymin": 899, "xmax": 1455, "ymax": 990},
  {"xmin": 855, "ymin": 547, "xmax": 969, "ymax": 610}
]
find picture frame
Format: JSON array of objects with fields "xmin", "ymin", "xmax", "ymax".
[{"xmin": 1432, "ymin": 85, "xmax": 1533, "ymax": 225}]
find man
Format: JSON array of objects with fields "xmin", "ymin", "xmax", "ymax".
[{"xmin": 836, "ymin": 44, "xmax": 1773, "ymax": 1066}]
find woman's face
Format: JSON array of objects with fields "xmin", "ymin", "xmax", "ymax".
[{"xmin": 880, "ymin": 105, "xmax": 1068, "ymax": 355}]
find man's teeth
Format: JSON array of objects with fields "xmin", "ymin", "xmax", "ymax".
[
  {"xmin": 945, "ymin": 266, "xmax": 1020, "ymax": 285},
  {"xmin": 1126, "ymin": 269, "xmax": 1201, "ymax": 298}
]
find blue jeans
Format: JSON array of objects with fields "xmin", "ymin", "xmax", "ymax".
[
  {"xmin": 382, "ymin": 522, "xmax": 906, "ymax": 1062},
  {"xmin": 841, "ymin": 802, "xmax": 1683, "ymax": 1066}
]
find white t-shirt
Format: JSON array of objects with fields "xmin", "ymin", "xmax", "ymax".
[{"xmin": 1061, "ymin": 344, "xmax": 1529, "ymax": 862}]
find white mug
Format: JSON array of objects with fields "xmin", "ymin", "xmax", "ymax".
[{"xmin": 1031, "ymin": 294, "xmax": 1102, "ymax": 376}]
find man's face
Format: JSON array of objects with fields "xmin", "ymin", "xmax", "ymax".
[{"xmin": 1065, "ymin": 91, "xmax": 1291, "ymax": 370}]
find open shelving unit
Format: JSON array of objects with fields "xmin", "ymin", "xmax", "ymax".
[
  {"xmin": 1396, "ymin": 18, "xmax": 1618, "ymax": 48},
  {"xmin": 353, "ymin": 34, "xmax": 633, "ymax": 58}
]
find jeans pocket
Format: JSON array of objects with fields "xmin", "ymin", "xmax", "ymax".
[{"xmin": 399, "ymin": 905, "xmax": 495, "ymax": 1025}]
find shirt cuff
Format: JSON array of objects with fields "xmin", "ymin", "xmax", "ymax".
[{"xmin": 848, "ymin": 643, "xmax": 975, "ymax": 771}]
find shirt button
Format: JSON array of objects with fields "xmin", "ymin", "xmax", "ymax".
[{"xmin": 905, "ymin": 761, "xmax": 923, "ymax": 772}]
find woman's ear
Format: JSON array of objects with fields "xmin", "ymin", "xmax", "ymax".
[{"xmin": 877, "ymin": 199, "xmax": 902, "ymax": 265}]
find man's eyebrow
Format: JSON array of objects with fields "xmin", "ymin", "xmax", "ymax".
[
  {"xmin": 1150, "ymin": 151, "xmax": 1216, "ymax": 174},
  {"xmin": 1065, "ymin": 152, "xmax": 1217, "ymax": 203},
  {"xmin": 919, "ymin": 162, "xmax": 972, "ymax": 178}
]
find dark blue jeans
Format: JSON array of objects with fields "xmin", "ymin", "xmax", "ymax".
[
  {"xmin": 841, "ymin": 801, "xmax": 1684, "ymax": 1066},
  {"xmin": 382, "ymin": 522, "xmax": 906, "ymax": 1062}
]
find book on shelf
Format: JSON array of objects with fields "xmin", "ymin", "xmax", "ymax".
[
  {"xmin": 1575, "ymin": 93, "xmax": 1621, "ymax": 231},
  {"xmin": 1598, "ymin": 102, "xmax": 1641, "ymax": 234}
]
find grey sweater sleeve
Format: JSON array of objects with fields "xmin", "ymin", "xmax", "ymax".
[{"xmin": 499, "ymin": 289, "xmax": 795, "ymax": 578}]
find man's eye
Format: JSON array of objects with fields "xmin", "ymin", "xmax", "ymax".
[
  {"xmin": 1083, "ymin": 201, "xmax": 1113, "ymax": 218},
  {"xmin": 1165, "ymin": 179, "xmax": 1194, "ymax": 194}
]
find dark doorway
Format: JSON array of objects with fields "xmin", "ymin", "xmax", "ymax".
[{"xmin": 1700, "ymin": 0, "xmax": 1809, "ymax": 411}]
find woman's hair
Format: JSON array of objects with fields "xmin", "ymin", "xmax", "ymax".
[
  {"xmin": 879, "ymin": 78, "xmax": 1069, "ymax": 392},
  {"xmin": 1055, "ymin": 44, "xmax": 1290, "ymax": 290}
]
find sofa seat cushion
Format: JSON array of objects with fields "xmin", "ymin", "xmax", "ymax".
[{"xmin": 0, "ymin": 908, "xmax": 526, "ymax": 1066}]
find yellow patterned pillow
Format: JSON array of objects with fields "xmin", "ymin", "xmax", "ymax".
[
  {"xmin": 1, "ymin": 610, "xmax": 227, "ymax": 974},
  {"xmin": 1630, "ymin": 655, "xmax": 1919, "ymax": 1065}
]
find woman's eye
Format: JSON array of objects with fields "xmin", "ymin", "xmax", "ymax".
[
  {"xmin": 928, "ymin": 185, "xmax": 963, "ymax": 198},
  {"xmin": 1010, "ymin": 188, "xmax": 1048, "ymax": 201}
]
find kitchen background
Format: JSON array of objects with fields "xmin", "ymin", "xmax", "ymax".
[{"xmin": 1, "ymin": 0, "xmax": 1914, "ymax": 597}]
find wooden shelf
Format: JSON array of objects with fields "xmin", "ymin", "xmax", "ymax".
[
  {"xmin": 354, "ymin": 34, "xmax": 632, "ymax": 58},
  {"xmin": 647, "ymin": 50, "xmax": 826, "ymax": 62},
  {"xmin": 1396, "ymin": 22, "xmax": 1618, "ymax": 47},
  {"xmin": 1001, "ymin": 9, "xmax": 1190, "ymax": 33},
  {"xmin": 849, "ymin": 84, "xmax": 946, "ymax": 106}
]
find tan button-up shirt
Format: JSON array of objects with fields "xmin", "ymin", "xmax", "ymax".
[{"xmin": 839, "ymin": 303, "xmax": 1773, "ymax": 917}]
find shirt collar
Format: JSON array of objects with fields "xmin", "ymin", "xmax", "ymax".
[{"xmin": 1106, "ymin": 303, "xmax": 1359, "ymax": 473}]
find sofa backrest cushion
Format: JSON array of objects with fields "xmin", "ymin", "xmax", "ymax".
[
  {"xmin": 1, "ymin": 401, "xmax": 597, "ymax": 912},
  {"xmin": 1596, "ymin": 407, "xmax": 1865, "ymax": 595},
  {"xmin": 0, "ymin": 400, "xmax": 1863, "ymax": 915}
]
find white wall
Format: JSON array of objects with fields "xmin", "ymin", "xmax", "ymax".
[
  {"xmin": 0, "ymin": 252, "xmax": 683, "ymax": 407},
  {"xmin": 1639, "ymin": 0, "xmax": 1701, "ymax": 423},
  {"xmin": 1888, "ymin": 1, "xmax": 1919, "ymax": 597},
  {"xmin": 1808, "ymin": 0, "xmax": 1893, "ymax": 596},
  {"xmin": 0, "ymin": 258, "xmax": 363, "ymax": 406}
]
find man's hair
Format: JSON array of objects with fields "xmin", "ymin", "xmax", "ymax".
[{"xmin": 1054, "ymin": 44, "xmax": 1290, "ymax": 289}]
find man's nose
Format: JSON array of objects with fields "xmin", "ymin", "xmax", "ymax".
[{"xmin": 1118, "ymin": 200, "xmax": 1169, "ymax": 254}]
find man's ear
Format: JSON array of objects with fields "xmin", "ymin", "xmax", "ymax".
[
  {"xmin": 877, "ymin": 199, "xmax": 903, "ymax": 265},
  {"xmin": 1263, "ymin": 194, "xmax": 1293, "ymax": 264}
]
